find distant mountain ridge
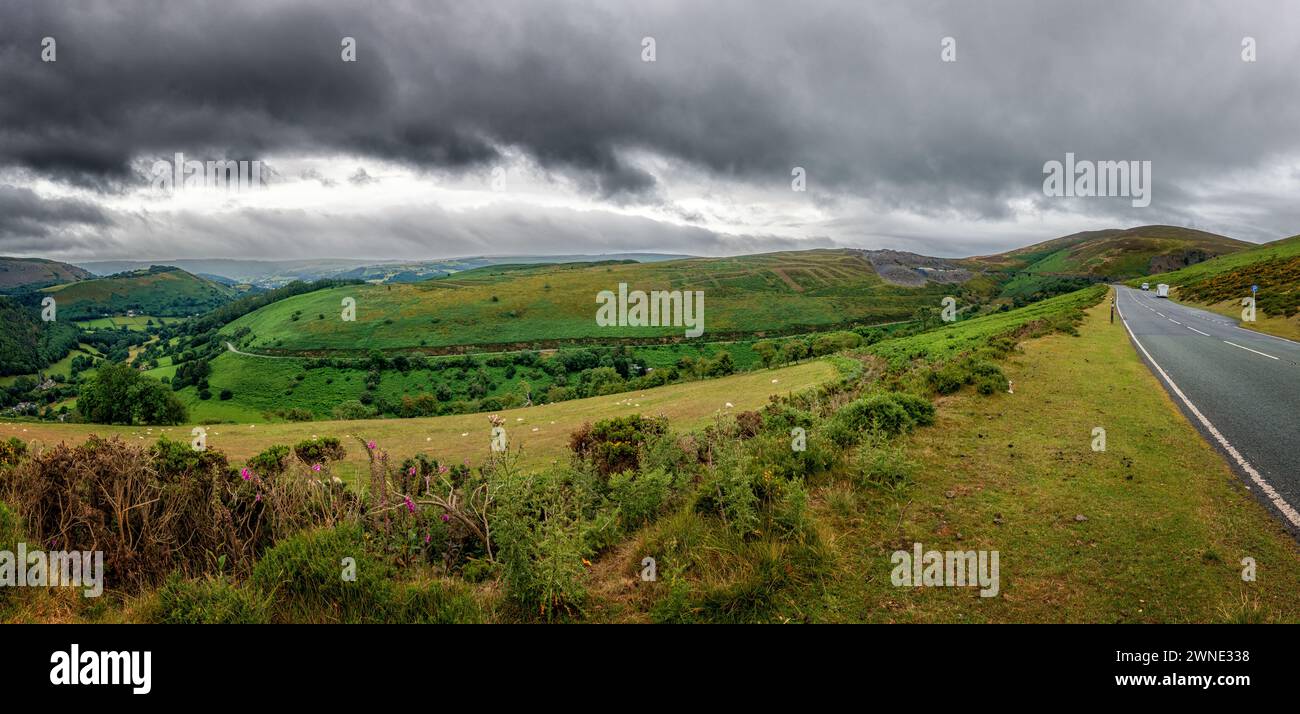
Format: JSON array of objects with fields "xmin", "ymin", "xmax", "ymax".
[
  {"xmin": 76, "ymin": 254, "xmax": 692, "ymax": 288},
  {"xmin": 0, "ymin": 256, "xmax": 93, "ymax": 292}
]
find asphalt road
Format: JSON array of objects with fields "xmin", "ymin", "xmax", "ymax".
[{"xmin": 1114, "ymin": 285, "xmax": 1300, "ymax": 531}]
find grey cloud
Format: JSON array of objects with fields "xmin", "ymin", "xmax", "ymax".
[
  {"xmin": 0, "ymin": 184, "xmax": 111, "ymax": 244},
  {"xmin": 15, "ymin": 201, "xmax": 830, "ymax": 262},
  {"xmin": 2, "ymin": 1, "xmax": 1298, "ymax": 254}
]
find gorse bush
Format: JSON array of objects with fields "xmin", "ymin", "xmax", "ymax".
[
  {"xmin": 293, "ymin": 436, "xmax": 346, "ymax": 464},
  {"xmin": 825, "ymin": 392, "xmax": 921, "ymax": 446},
  {"xmin": 0, "ymin": 437, "xmax": 27, "ymax": 468},
  {"xmin": 1, "ymin": 436, "xmax": 357, "ymax": 593},
  {"xmin": 569, "ymin": 414, "xmax": 669, "ymax": 478},
  {"xmin": 608, "ymin": 467, "xmax": 676, "ymax": 527}
]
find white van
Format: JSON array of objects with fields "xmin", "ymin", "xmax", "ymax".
[
  {"xmin": 1155, "ymin": 284, "xmax": 1169, "ymax": 298},
  {"xmin": 1141, "ymin": 282, "xmax": 1150, "ymax": 291}
]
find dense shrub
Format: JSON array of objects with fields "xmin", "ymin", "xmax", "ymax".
[
  {"xmin": 825, "ymin": 393, "xmax": 915, "ymax": 446},
  {"xmin": 247, "ymin": 444, "xmax": 291, "ymax": 477},
  {"xmin": 927, "ymin": 365, "xmax": 966, "ymax": 395},
  {"xmin": 293, "ymin": 436, "xmax": 346, "ymax": 465},
  {"xmin": 0, "ymin": 437, "xmax": 26, "ymax": 468},
  {"xmin": 2, "ymin": 436, "xmax": 356, "ymax": 592},
  {"xmin": 569, "ymin": 414, "xmax": 669, "ymax": 478},
  {"xmin": 494, "ymin": 468, "xmax": 588, "ymax": 620},
  {"xmin": 608, "ymin": 468, "xmax": 676, "ymax": 527},
  {"xmin": 332, "ymin": 400, "xmax": 372, "ymax": 420},
  {"xmin": 889, "ymin": 392, "xmax": 936, "ymax": 427}
]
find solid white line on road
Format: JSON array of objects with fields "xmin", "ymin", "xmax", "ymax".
[
  {"xmin": 1187, "ymin": 326, "xmax": 1210, "ymax": 336},
  {"xmin": 1223, "ymin": 340, "xmax": 1279, "ymax": 360},
  {"xmin": 1115, "ymin": 295, "xmax": 1300, "ymax": 529}
]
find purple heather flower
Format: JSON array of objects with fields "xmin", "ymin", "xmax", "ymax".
[
  {"xmin": 437, "ymin": 464, "xmax": 449, "ymax": 475},
  {"xmin": 255, "ymin": 493, "xmax": 262, "ymax": 503},
  {"xmin": 367, "ymin": 441, "xmax": 376, "ymax": 450},
  {"xmin": 312, "ymin": 463, "xmax": 322, "ymax": 472},
  {"xmin": 408, "ymin": 466, "xmax": 416, "ymax": 477},
  {"xmin": 404, "ymin": 496, "xmax": 415, "ymax": 513},
  {"xmin": 440, "ymin": 514, "xmax": 450, "ymax": 523},
  {"xmin": 241, "ymin": 467, "xmax": 251, "ymax": 481}
]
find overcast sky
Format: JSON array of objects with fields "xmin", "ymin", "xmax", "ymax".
[{"xmin": 2, "ymin": 0, "xmax": 1299, "ymax": 262}]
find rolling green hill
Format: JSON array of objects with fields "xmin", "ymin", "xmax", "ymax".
[
  {"xmin": 222, "ymin": 249, "xmax": 994, "ymax": 355},
  {"xmin": 40, "ymin": 266, "xmax": 238, "ymax": 320},
  {"xmin": 973, "ymin": 225, "xmax": 1250, "ymax": 280},
  {"xmin": 0, "ymin": 256, "xmax": 92, "ymax": 293}
]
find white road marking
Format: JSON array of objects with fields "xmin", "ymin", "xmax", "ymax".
[
  {"xmin": 1168, "ymin": 319, "xmax": 1181, "ymax": 325},
  {"xmin": 1187, "ymin": 326, "xmax": 1210, "ymax": 336},
  {"xmin": 1156, "ymin": 312, "xmax": 1166, "ymax": 318},
  {"xmin": 1223, "ymin": 340, "xmax": 1279, "ymax": 360},
  {"xmin": 1115, "ymin": 292, "xmax": 1300, "ymax": 529}
]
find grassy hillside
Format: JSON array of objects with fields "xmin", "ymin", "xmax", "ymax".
[
  {"xmin": 973, "ymin": 225, "xmax": 1250, "ymax": 281},
  {"xmin": 802, "ymin": 293, "xmax": 1300, "ymax": 622},
  {"xmin": 0, "ymin": 257, "xmax": 91, "ymax": 292},
  {"xmin": 223, "ymin": 249, "xmax": 992, "ymax": 355},
  {"xmin": 40, "ymin": 266, "xmax": 238, "ymax": 319},
  {"xmin": 1126, "ymin": 234, "xmax": 1300, "ymax": 339}
]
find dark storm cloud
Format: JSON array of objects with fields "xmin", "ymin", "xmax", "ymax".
[
  {"xmin": 2, "ymin": 0, "xmax": 1299, "ymax": 251},
  {"xmin": 0, "ymin": 184, "xmax": 110, "ymax": 244}
]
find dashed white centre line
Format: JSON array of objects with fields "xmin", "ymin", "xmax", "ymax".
[
  {"xmin": 1187, "ymin": 326, "xmax": 1210, "ymax": 336},
  {"xmin": 1168, "ymin": 318, "xmax": 1181, "ymax": 325},
  {"xmin": 1223, "ymin": 340, "xmax": 1279, "ymax": 360}
]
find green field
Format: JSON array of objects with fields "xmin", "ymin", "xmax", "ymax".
[
  {"xmin": 0, "ymin": 359, "xmax": 838, "ymax": 477},
  {"xmin": 157, "ymin": 338, "xmax": 774, "ymax": 424},
  {"xmin": 223, "ymin": 250, "xmax": 981, "ymax": 354},
  {"xmin": 76, "ymin": 315, "xmax": 183, "ymax": 331}
]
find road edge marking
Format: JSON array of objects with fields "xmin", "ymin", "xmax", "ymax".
[
  {"xmin": 1223, "ymin": 340, "xmax": 1279, "ymax": 360},
  {"xmin": 1115, "ymin": 289, "xmax": 1300, "ymax": 529}
]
